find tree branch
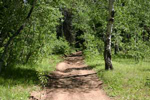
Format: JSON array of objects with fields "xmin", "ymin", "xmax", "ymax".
[{"xmin": 0, "ymin": 0, "xmax": 37, "ymax": 70}]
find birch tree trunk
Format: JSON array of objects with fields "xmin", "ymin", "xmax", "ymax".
[{"xmin": 104, "ymin": 0, "xmax": 115, "ymax": 70}]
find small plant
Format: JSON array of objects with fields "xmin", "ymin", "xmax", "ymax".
[
  {"xmin": 145, "ymin": 78, "xmax": 150, "ymax": 88},
  {"xmin": 52, "ymin": 38, "xmax": 71, "ymax": 55},
  {"xmin": 37, "ymin": 71, "xmax": 49, "ymax": 88}
]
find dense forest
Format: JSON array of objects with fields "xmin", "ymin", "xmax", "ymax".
[{"xmin": 0, "ymin": 0, "xmax": 150, "ymax": 100}]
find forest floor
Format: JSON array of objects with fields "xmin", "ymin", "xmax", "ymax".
[{"xmin": 29, "ymin": 51, "xmax": 111, "ymax": 100}]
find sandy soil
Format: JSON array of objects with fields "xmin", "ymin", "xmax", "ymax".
[{"xmin": 30, "ymin": 51, "xmax": 112, "ymax": 100}]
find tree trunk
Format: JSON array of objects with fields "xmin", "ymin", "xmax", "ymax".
[
  {"xmin": 114, "ymin": 42, "xmax": 119, "ymax": 55},
  {"xmin": 57, "ymin": 9, "xmax": 75, "ymax": 45},
  {"xmin": 104, "ymin": 0, "xmax": 115, "ymax": 70},
  {"xmin": 24, "ymin": 51, "xmax": 32, "ymax": 64}
]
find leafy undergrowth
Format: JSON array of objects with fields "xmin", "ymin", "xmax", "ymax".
[
  {"xmin": 85, "ymin": 54, "xmax": 150, "ymax": 100},
  {"xmin": 0, "ymin": 55, "xmax": 62, "ymax": 100}
]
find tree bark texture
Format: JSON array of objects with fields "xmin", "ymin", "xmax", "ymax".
[
  {"xmin": 57, "ymin": 9, "xmax": 75, "ymax": 44},
  {"xmin": 104, "ymin": 0, "xmax": 115, "ymax": 70}
]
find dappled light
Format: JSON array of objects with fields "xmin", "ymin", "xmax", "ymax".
[
  {"xmin": 0, "ymin": 0, "xmax": 150, "ymax": 100},
  {"xmin": 30, "ymin": 52, "xmax": 110, "ymax": 100}
]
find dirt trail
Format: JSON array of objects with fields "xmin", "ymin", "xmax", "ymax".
[{"xmin": 30, "ymin": 51, "xmax": 111, "ymax": 100}]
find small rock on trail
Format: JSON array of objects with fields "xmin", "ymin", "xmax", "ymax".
[{"xmin": 30, "ymin": 51, "xmax": 112, "ymax": 100}]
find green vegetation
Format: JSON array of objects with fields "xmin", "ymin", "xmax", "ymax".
[
  {"xmin": 0, "ymin": 0, "xmax": 150, "ymax": 99},
  {"xmin": 0, "ymin": 55, "xmax": 62, "ymax": 100},
  {"xmin": 85, "ymin": 53, "xmax": 150, "ymax": 100}
]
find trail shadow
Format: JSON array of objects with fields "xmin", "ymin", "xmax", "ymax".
[
  {"xmin": 45, "ymin": 64, "xmax": 104, "ymax": 93},
  {"xmin": 46, "ymin": 74, "xmax": 102, "ymax": 93},
  {"xmin": 62, "ymin": 66, "xmax": 92, "ymax": 73},
  {"xmin": 97, "ymin": 69, "xmax": 105, "ymax": 73},
  {"xmin": 140, "ymin": 69, "xmax": 150, "ymax": 72},
  {"xmin": 65, "ymin": 57, "xmax": 84, "ymax": 63},
  {"xmin": 88, "ymin": 63, "xmax": 103, "ymax": 69},
  {"xmin": 112, "ymin": 54, "xmax": 133, "ymax": 59},
  {"xmin": 58, "ymin": 63, "xmax": 103, "ymax": 73},
  {"xmin": 0, "ymin": 66, "xmax": 39, "ymax": 86}
]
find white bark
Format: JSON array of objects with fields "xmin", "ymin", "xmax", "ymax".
[
  {"xmin": 107, "ymin": 0, "xmax": 115, "ymax": 51},
  {"xmin": 104, "ymin": 0, "xmax": 115, "ymax": 70}
]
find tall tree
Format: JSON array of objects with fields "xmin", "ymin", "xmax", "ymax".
[
  {"xmin": 0, "ymin": 0, "xmax": 37, "ymax": 72},
  {"xmin": 104, "ymin": 0, "xmax": 115, "ymax": 70}
]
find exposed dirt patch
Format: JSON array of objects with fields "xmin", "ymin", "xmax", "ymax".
[{"xmin": 30, "ymin": 51, "xmax": 112, "ymax": 100}]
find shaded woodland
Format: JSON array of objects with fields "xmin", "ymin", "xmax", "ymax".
[{"xmin": 0, "ymin": 0, "xmax": 150, "ymax": 100}]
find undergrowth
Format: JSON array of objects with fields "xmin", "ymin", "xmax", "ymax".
[{"xmin": 0, "ymin": 55, "xmax": 62, "ymax": 100}]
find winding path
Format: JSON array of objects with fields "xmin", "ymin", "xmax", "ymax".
[{"xmin": 30, "ymin": 51, "xmax": 111, "ymax": 100}]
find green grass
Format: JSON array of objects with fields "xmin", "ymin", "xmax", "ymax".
[
  {"xmin": 0, "ymin": 55, "xmax": 62, "ymax": 100},
  {"xmin": 85, "ymin": 54, "xmax": 150, "ymax": 100}
]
